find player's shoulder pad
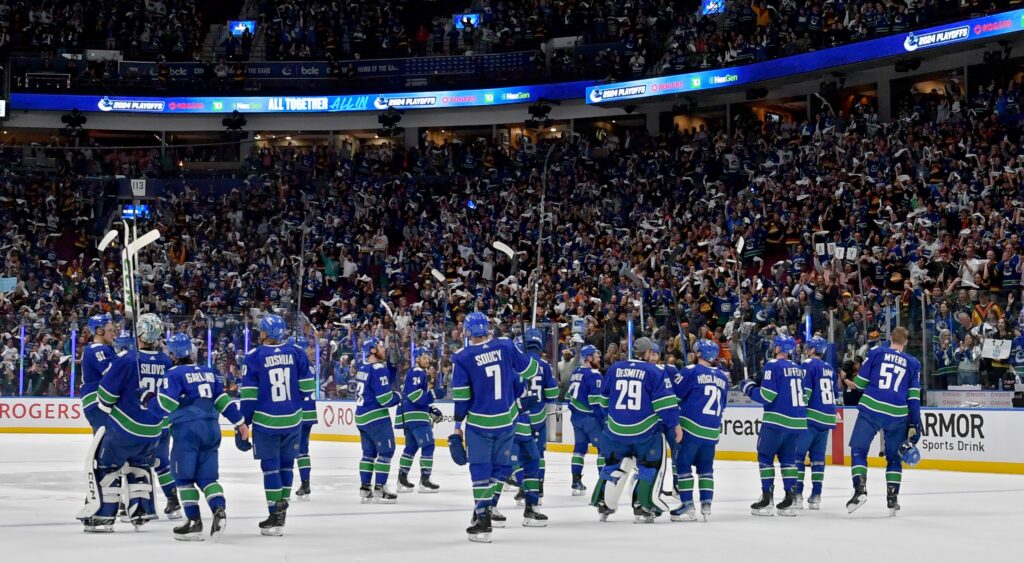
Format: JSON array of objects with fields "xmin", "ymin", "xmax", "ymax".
[
  {"xmin": 372, "ymin": 362, "xmax": 385, "ymax": 369},
  {"xmin": 116, "ymin": 350, "xmax": 129, "ymax": 358}
]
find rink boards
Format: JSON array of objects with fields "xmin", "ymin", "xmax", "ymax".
[{"xmin": 0, "ymin": 397, "xmax": 1020, "ymax": 474}]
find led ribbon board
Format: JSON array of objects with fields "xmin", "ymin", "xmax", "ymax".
[{"xmin": 586, "ymin": 9, "xmax": 1024, "ymax": 104}]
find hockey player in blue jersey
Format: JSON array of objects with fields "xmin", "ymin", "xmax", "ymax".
[
  {"xmin": 354, "ymin": 336, "xmax": 400, "ymax": 504},
  {"xmin": 511, "ymin": 328, "xmax": 559, "ymax": 507},
  {"xmin": 794, "ymin": 336, "xmax": 838, "ymax": 510},
  {"xmin": 291, "ymin": 336, "xmax": 317, "ymax": 501},
  {"xmin": 154, "ymin": 333, "xmax": 248, "ymax": 541},
  {"xmin": 397, "ymin": 346, "xmax": 443, "ymax": 493},
  {"xmin": 79, "ymin": 314, "xmax": 171, "ymax": 532},
  {"xmin": 591, "ymin": 337, "xmax": 682, "ymax": 523},
  {"xmin": 651, "ymin": 343, "xmax": 681, "ymax": 498},
  {"xmin": 669, "ymin": 339, "xmax": 729, "ymax": 522},
  {"xmin": 81, "ymin": 314, "xmax": 116, "ymax": 432},
  {"xmin": 741, "ymin": 334, "xmax": 807, "ymax": 516},
  {"xmin": 567, "ymin": 344, "xmax": 605, "ymax": 495},
  {"xmin": 452, "ymin": 312, "xmax": 544, "ymax": 542},
  {"xmin": 240, "ymin": 314, "xmax": 314, "ymax": 536},
  {"xmin": 846, "ymin": 327, "xmax": 922, "ymax": 516}
]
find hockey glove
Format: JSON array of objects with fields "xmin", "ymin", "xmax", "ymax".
[
  {"xmin": 234, "ymin": 428, "xmax": 252, "ymax": 452},
  {"xmin": 429, "ymin": 407, "xmax": 444, "ymax": 424},
  {"xmin": 907, "ymin": 424, "xmax": 920, "ymax": 445},
  {"xmin": 740, "ymin": 379, "xmax": 757, "ymax": 395},
  {"xmin": 448, "ymin": 432, "xmax": 468, "ymax": 466}
]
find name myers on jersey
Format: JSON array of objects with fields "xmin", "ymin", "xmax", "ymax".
[
  {"xmin": 883, "ymin": 353, "xmax": 908, "ymax": 367},
  {"xmin": 474, "ymin": 350, "xmax": 503, "ymax": 366}
]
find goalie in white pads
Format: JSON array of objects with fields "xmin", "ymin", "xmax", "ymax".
[{"xmin": 78, "ymin": 314, "xmax": 171, "ymax": 532}]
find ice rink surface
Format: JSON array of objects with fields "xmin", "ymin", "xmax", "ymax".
[{"xmin": 0, "ymin": 434, "xmax": 1019, "ymax": 563}]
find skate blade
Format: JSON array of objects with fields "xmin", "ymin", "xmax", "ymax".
[
  {"xmin": 515, "ymin": 500, "xmax": 525, "ymax": 507},
  {"xmin": 397, "ymin": 486, "xmax": 414, "ymax": 493},
  {"xmin": 490, "ymin": 520, "xmax": 507, "ymax": 529},
  {"xmin": 633, "ymin": 517, "xmax": 656, "ymax": 524},
  {"xmin": 888, "ymin": 508, "xmax": 899, "ymax": 517},
  {"xmin": 211, "ymin": 522, "xmax": 226, "ymax": 542},
  {"xmin": 83, "ymin": 525, "xmax": 114, "ymax": 533},
  {"xmin": 165, "ymin": 511, "xmax": 183, "ymax": 520},
  {"xmin": 295, "ymin": 494, "xmax": 311, "ymax": 502},
  {"xmin": 777, "ymin": 508, "xmax": 797, "ymax": 517},
  {"xmin": 670, "ymin": 513, "xmax": 697, "ymax": 522},
  {"xmin": 846, "ymin": 497, "xmax": 867, "ymax": 514},
  {"xmin": 174, "ymin": 532, "xmax": 205, "ymax": 542},
  {"xmin": 751, "ymin": 507, "xmax": 775, "ymax": 517},
  {"xmin": 522, "ymin": 518, "xmax": 548, "ymax": 528},
  {"xmin": 571, "ymin": 489, "xmax": 586, "ymax": 496},
  {"xmin": 467, "ymin": 532, "xmax": 492, "ymax": 543},
  {"xmin": 260, "ymin": 526, "xmax": 283, "ymax": 537},
  {"xmin": 359, "ymin": 497, "xmax": 374, "ymax": 504},
  {"xmin": 373, "ymin": 497, "xmax": 398, "ymax": 504},
  {"xmin": 418, "ymin": 487, "xmax": 440, "ymax": 493},
  {"xmin": 808, "ymin": 504, "xmax": 821, "ymax": 511}
]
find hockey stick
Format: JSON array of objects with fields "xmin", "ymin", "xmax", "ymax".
[{"xmin": 96, "ymin": 230, "xmax": 119, "ymax": 305}]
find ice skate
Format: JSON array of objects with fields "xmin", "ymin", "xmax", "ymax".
[
  {"xmin": 172, "ymin": 517, "xmax": 204, "ymax": 541},
  {"xmin": 523, "ymin": 505, "xmax": 548, "ymax": 527},
  {"xmin": 397, "ymin": 472, "xmax": 415, "ymax": 493},
  {"xmin": 210, "ymin": 508, "xmax": 227, "ymax": 542},
  {"xmin": 373, "ymin": 485, "xmax": 398, "ymax": 504},
  {"xmin": 670, "ymin": 502, "xmax": 697, "ymax": 522},
  {"xmin": 751, "ymin": 490, "xmax": 774, "ymax": 516},
  {"xmin": 418, "ymin": 475, "xmax": 440, "ymax": 493},
  {"xmin": 294, "ymin": 480, "xmax": 311, "ymax": 500},
  {"xmin": 776, "ymin": 491, "xmax": 798, "ymax": 517}
]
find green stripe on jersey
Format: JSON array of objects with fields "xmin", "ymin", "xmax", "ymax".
[
  {"xmin": 680, "ymin": 417, "xmax": 721, "ymax": 441},
  {"xmin": 299, "ymin": 379, "xmax": 316, "ymax": 393},
  {"xmin": 543, "ymin": 387, "xmax": 560, "ymax": 400},
  {"xmin": 253, "ymin": 410, "xmax": 303, "ymax": 429},
  {"xmin": 402, "ymin": 411, "xmax": 431, "ymax": 424},
  {"xmin": 81, "ymin": 392, "xmax": 98, "ymax": 408},
  {"xmin": 158, "ymin": 394, "xmax": 179, "ymax": 413},
  {"xmin": 452, "ymin": 386, "xmax": 471, "ymax": 400},
  {"xmin": 853, "ymin": 375, "xmax": 869, "ymax": 390},
  {"xmin": 355, "ymin": 407, "xmax": 390, "ymax": 426},
  {"xmin": 806, "ymin": 408, "xmax": 836, "ymax": 426},
  {"xmin": 760, "ymin": 387, "xmax": 778, "ymax": 402},
  {"xmin": 407, "ymin": 389, "xmax": 424, "ymax": 403},
  {"xmin": 110, "ymin": 407, "xmax": 163, "ymax": 438},
  {"xmin": 528, "ymin": 410, "xmax": 546, "ymax": 425},
  {"xmin": 519, "ymin": 358, "xmax": 539, "ymax": 381},
  {"xmin": 859, "ymin": 395, "xmax": 908, "ymax": 417},
  {"xmin": 239, "ymin": 387, "xmax": 258, "ymax": 400},
  {"xmin": 569, "ymin": 397, "xmax": 593, "ymax": 413},
  {"xmin": 97, "ymin": 386, "xmax": 119, "ymax": 404},
  {"xmin": 607, "ymin": 414, "xmax": 658, "ymax": 437},
  {"xmin": 907, "ymin": 388, "xmax": 921, "ymax": 401},
  {"xmin": 652, "ymin": 395, "xmax": 678, "ymax": 411},
  {"xmin": 376, "ymin": 391, "xmax": 394, "ymax": 405},
  {"xmin": 466, "ymin": 406, "xmax": 518, "ymax": 429},
  {"xmin": 762, "ymin": 411, "xmax": 807, "ymax": 430},
  {"xmin": 214, "ymin": 394, "xmax": 233, "ymax": 413}
]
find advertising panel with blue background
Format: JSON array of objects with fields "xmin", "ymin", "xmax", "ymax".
[
  {"xmin": 9, "ymin": 82, "xmax": 591, "ymax": 114},
  {"xmin": 9, "ymin": 9, "xmax": 1024, "ymax": 115},
  {"xmin": 586, "ymin": 8, "xmax": 1024, "ymax": 104},
  {"xmin": 227, "ymin": 20, "xmax": 256, "ymax": 37}
]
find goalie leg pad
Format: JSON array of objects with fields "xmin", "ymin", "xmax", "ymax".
[
  {"xmin": 77, "ymin": 426, "xmax": 108, "ymax": 520},
  {"xmin": 126, "ymin": 465, "xmax": 157, "ymax": 521},
  {"xmin": 602, "ymin": 456, "xmax": 637, "ymax": 509}
]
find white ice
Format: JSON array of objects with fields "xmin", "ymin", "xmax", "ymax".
[{"xmin": 0, "ymin": 434, "xmax": 1019, "ymax": 563}]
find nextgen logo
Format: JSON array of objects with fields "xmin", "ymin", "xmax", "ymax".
[
  {"xmin": 710, "ymin": 74, "xmax": 738, "ymax": 85},
  {"xmin": 903, "ymin": 26, "xmax": 969, "ymax": 51},
  {"xmin": 97, "ymin": 97, "xmax": 166, "ymax": 112},
  {"xmin": 588, "ymin": 85, "xmax": 646, "ymax": 103}
]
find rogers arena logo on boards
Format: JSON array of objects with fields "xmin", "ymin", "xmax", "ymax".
[
  {"xmin": 97, "ymin": 97, "xmax": 166, "ymax": 112},
  {"xmin": 167, "ymin": 101, "xmax": 205, "ymax": 111},
  {"xmin": 373, "ymin": 95, "xmax": 437, "ymax": 110},
  {"xmin": 319, "ymin": 404, "xmax": 356, "ymax": 428},
  {"xmin": 974, "ymin": 19, "xmax": 1012, "ymax": 35},
  {"xmin": 0, "ymin": 401, "xmax": 82, "ymax": 420},
  {"xmin": 903, "ymin": 26, "xmax": 970, "ymax": 51},
  {"xmin": 588, "ymin": 85, "xmax": 647, "ymax": 103}
]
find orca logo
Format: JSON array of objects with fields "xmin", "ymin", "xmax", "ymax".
[
  {"xmin": 282, "ymin": 66, "xmax": 293, "ymax": 77},
  {"xmin": 98, "ymin": 97, "xmax": 114, "ymax": 112},
  {"xmin": 589, "ymin": 89, "xmax": 603, "ymax": 103},
  {"xmin": 373, "ymin": 95, "xmax": 389, "ymax": 110},
  {"xmin": 903, "ymin": 32, "xmax": 919, "ymax": 51}
]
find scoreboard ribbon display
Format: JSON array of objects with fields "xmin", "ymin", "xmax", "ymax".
[
  {"xmin": 585, "ymin": 8, "xmax": 1024, "ymax": 104},
  {"xmin": 8, "ymin": 82, "xmax": 590, "ymax": 114}
]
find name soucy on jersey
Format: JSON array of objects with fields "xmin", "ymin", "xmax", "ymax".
[{"xmin": 451, "ymin": 338, "xmax": 538, "ymax": 434}]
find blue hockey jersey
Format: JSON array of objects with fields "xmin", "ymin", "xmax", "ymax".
[
  {"xmin": 80, "ymin": 342, "xmax": 115, "ymax": 415},
  {"xmin": 520, "ymin": 355, "xmax": 559, "ymax": 430},
  {"xmin": 96, "ymin": 349, "xmax": 173, "ymax": 442},
  {"xmin": 451, "ymin": 337, "xmax": 538, "ymax": 435},
  {"xmin": 567, "ymin": 366, "xmax": 604, "ymax": 420},
  {"xmin": 598, "ymin": 359, "xmax": 680, "ymax": 442},
  {"xmin": 293, "ymin": 344, "xmax": 317, "ymax": 427},
  {"xmin": 354, "ymin": 361, "xmax": 399, "ymax": 426},
  {"xmin": 746, "ymin": 358, "xmax": 808, "ymax": 432},
  {"xmin": 156, "ymin": 364, "xmax": 243, "ymax": 426},
  {"xmin": 240, "ymin": 344, "xmax": 314, "ymax": 434},
  {"xmin": 853, "ymin": 346, "xmax": 922, "ymax": 426},
  {"xmin": 673, "ymin": 363, "xmax": 730, "ymax": 443},
  {"xmin": 401, "ymin": 366, "xmax": 443, "ymax": 426},
  {"xmin": 802, "ymin": 356, "xmax": 838, "ymax": 429}
]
